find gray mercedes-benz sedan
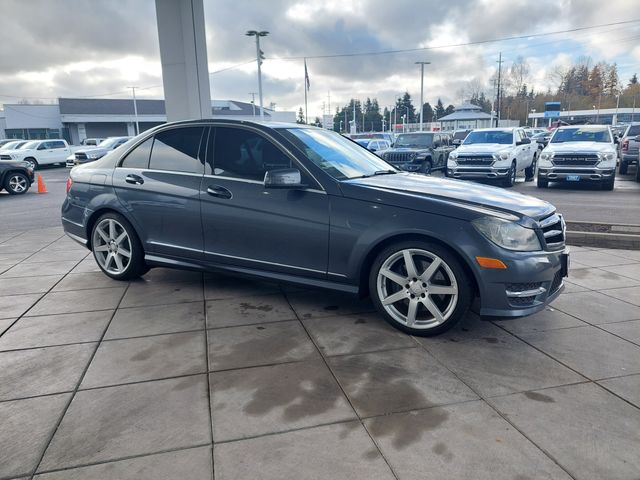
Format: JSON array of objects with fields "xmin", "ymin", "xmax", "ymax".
[{"xmin": 62, "ymin": 119, "xmax": 569, "ymax": 336}]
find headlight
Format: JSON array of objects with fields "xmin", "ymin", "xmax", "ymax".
[
  {"xmin": 449, "ymin": 151, "xmax": 458, "ymax": 160},
  {"xmin": 472, "ymin": 216, "xmax": 541, "ymax": 251},
  {"xmin": 492, "ymin": 151, "xmax": 510, "ymax": 161},
  {"xmin": 87, "ymin": 153, "xmax": 99, "ymax": 159},
  {"xmin": 598, "ymin": 152, "xmax": 616, "ymax": 162},
  {"xmin": 9, "ymin": 154, "xmax": 17, "ymax": 160},
  {"xmin": 540, "ymin": 151, "xmax": 554, "ymax": 161}
]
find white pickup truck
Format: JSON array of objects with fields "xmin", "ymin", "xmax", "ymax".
[
  {"xmin": 0, "ymin": 139, "xmax": 81, "ymax": 170},
  {"xmin": 447, "ymin": 127, "xmax": 537, "ymax": 187}
]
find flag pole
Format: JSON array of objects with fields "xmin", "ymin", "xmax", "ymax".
[{"xmin": 304, "ymin": 58, "xmax": 308, "ymax": 124}]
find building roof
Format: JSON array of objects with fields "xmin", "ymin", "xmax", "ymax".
[
  {"xmin": 58, "ymin": 98, "xmax": 272, "ymax": 117},
  {"xmin": 439, "ymin": 110, "xmax": 492, "ymax": 121}
]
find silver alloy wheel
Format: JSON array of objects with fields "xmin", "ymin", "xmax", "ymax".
[
  {"xmin": 8, "ymin": 174, "xmax": 27, "ymax": 193},
  {"xmin": 92, "ymin": 218, "xmax": 132, "ymax": 275},
  {"xmin": 24, "ymin": 159, "xmax": 36, "ymax": 170},
  {"xmin": 376, "ymin": 248, "xmax": 458, "ymax": 329}
]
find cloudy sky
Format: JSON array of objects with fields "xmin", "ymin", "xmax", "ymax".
[{"xmin": 1, "ymin": 0, "xmax": 639, "ymax": 117}]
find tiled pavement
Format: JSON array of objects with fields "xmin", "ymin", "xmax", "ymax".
[{"xmin": 1, "ymin": 228, "xmax": 640, "ymax": 480}]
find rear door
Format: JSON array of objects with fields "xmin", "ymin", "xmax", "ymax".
[
  {"xmin": 200, "ymin": 125, "xmax": 330, "ymax": 277},
  {"xmin": 112, "ymin": 126, "xmax": 206, "ymax": 260}
]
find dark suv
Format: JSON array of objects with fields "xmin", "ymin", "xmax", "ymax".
[
  {"xmin": 619, "ymin": 123, "xmax": 640, "ymax": 175},
  {"xmin": 62, "ymin": 120, "xmax": 568, "ymax": 336},
  {"xmin": 379, "ymin": 132, "xmax": 453, "ymax": 174},
  {"xmin": 0, "ymin": 161, "xmax": 34, "ymax": 195}
]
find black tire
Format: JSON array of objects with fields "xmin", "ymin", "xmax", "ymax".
[
  {"xmin": 619, "ymin": 161, "xmax": 628, "ymax": 175},
  {"xmin": 90, "ymin": 212, "xmax": 148, "ymax": 280},
  {"xmin": 419, "ymin": 159, "xmax": 433, "ymax": 175},
  {"xmin": 23, "ymin": 157, "xmax": 38, "ymax": 170},
  {"xmin": 502, "ymin": 162, "xmax": 516, "ymax": 187},
  {"xmin": 537, "ymin": 177, "xmax": 549, "ymax": 188},
  {"xmin": 3, "ymin": 172, "xmax": 30, "ymax": 195},
  {"xmin": 368, "ymin": 240, "xmax": 473, "ymax": 337},
  {"xmin": 602, "ymin": 178, "xmax": 615, "ymax": 191},
  {"xmin": 636, "ymin": 164, "xmax": 640, "ymax": 183},
  {"xmin": 524, "ymin": 154, "xmax": 537, "ymax": 181}
]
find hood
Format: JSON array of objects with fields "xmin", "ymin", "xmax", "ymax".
[
  {"xmin": 544, "ymin": 141, "xmax": 615, "ymax": 154},
  {"xmin": 456, "ymin": 143, "xmax": 512, "ymax": 154},
  {"xmin": 76, "ymin": 147, "xmax": 108, "ymax": 155},
  {"xmin": 0, "ymin": 148, "xmax": 29, "ymax": 156},
  {"xmin": 386, "ymin": 147, "xmax": 431, "ymax": 154},
  {"xmin": 342, "ymin": 173, "xmax": 554, "ymax": 220}
]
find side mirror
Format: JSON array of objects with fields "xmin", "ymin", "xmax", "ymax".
[
  {"xmin": 369, "ymin": 146, "xmax": 377, "ymax": 152},
  {"xmin": 635, "ymin": 135, "xmax": 640, "ymax": 142},
  {"xmin": 516, "ymin": 138, "xmax": 531, "ymax": 146},
  {"xmin": 264, "ymin": 168, "xmax": 306, "ymax": 189}
]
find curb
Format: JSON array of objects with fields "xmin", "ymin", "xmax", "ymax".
[{"xmin": 566, "ymin": 231, "xmax": 640, "ymax": 250}]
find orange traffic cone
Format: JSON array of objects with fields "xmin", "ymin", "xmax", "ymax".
[{"xmin": 37, "ymin": 174, "xmax": 47, "ymax": 193}]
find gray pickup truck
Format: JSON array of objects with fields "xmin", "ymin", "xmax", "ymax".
[
  {"xmin": 379, "ymin": 132, "xmax": 453, "ymax": 174},
  {"xmin": 619, "ymin": 123, "xmax": 640, "ymax": 176}
]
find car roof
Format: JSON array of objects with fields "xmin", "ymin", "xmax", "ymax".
[
  {"xmin": 555, "ymin": 124, "xmax": 610, "ymax": 130},
  {"xmin": 470, "ymin": 128, "xmax": 516, "ymax": 132}
]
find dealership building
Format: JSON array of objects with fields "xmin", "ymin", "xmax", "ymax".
[
  {"xmin": 0, "ymin": 98, "xmax": 295, "ymax": 144},
  {"xmin": 528, "ymin": 107, "xmax": 640, "ymax": 127}
]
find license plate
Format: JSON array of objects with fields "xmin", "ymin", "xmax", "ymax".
[
  {"xmin": 561, "ymin": 253, "xmax": 570, "ymax": 277},
  {"xmin": 566, "ymin": 175, "xmax": 581, "ymax": 182}
]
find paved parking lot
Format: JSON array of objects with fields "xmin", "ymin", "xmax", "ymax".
[{"xmin": 1, "ymin": 226, "xmax": 640, "ymax": 479}]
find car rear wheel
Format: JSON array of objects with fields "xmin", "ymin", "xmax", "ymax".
[
  {"xmin": 524, "ymin": 155, "xmax": 537, "ymax": 181},
  {"xmin": 91, "ymin": 213, "xmax": 147, "ymax": 280},
  {"xmin": 4, "ymin": 172, "xmax": 30, "ymax": 195},
  {"xmin": 636, "ymin": 164, "xmax": 640, "ymax": 183},
  {"xmin": 23, "ymin": 158, "xmax": 38, "ymax": 170},
  {"xmin": 369, "ymin": 241, "xmax": 472, "ymax": 336},
  {"xmin": 537, "ymin": 177, "xmax": 548, "ymax": 188}
]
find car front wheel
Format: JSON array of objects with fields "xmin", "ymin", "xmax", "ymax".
[
  {"xmin": 369, "ymin": 241, "xmax": 472, "ymax": 336},
  {"xmin": 619, "ymin": 161, "xmax": 628, "ymax": 175},
  {"xmin": 91, "ymin": 213, "xmax": 148, "ymax": 280},
  {"xmin": 4, "ymin": 172, "xmax": 30, "ymax": 195}
]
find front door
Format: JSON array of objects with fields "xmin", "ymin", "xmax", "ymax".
[
  {"xmin": 200, "ymin": 126, "xmax": 330, "ymax": 278},
  {"xmin": 112, "ymin": 126, "xmax": 206, "ymax": 260}
]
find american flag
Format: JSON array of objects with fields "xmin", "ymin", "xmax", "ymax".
[{"xmin": 304, "ymin": 59, "xmax": 310, "ymax": 91}]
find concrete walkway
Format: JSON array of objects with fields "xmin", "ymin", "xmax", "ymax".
[{"xmin": 1, "ymin": 228, "xmax": 639, "ymax": 479}]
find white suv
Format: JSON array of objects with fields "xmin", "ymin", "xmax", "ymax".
[
  {"xmin": 447, "ymin": 128, "xmax": 537, "ymax": 187},
  {"xmin": 537, "ymin": 125, "xmax": 617, "ymax": 190}
]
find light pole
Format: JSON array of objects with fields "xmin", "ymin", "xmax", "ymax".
[
  {"xmin": 249, "ymin": 92, "xmax": 257, "ymax": 117},
  {"xmin": 415, "ymin": 61, "xmax": 430, "ymax": 131},
  {"xmin": 339, "ymin": 120, "xmax": 343, "ymax": 132},
  {"xmin": 246, "ymin": 30, "xmax": 269, "ymax": 120},
  {"xmin": 126, "ymin": 86, "xmax": 139, "ymax": 135}
]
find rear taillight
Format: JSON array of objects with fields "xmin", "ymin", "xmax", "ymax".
[
  {"xmin": 66, "ymin": 177, "xmax": 73, "ymax": 194},
  {"xmin": 622, "ymin": 139, "xmax": 629, "ymax": 152}
]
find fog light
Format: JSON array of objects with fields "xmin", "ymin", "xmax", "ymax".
[{"xmin": 476, "ymin": 256, "xmax": 507, "ymax": 269}]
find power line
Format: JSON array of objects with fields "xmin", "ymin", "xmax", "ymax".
[{"xmin": 267, "ymin": 19, "xmax": 640, "ymax": 60}]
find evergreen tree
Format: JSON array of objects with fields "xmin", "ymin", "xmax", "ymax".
[
  {"xmin": 629, "ymin": 73, "xmax": 638, "ymax": 86},
  {"xmin": 296, "ymin": 107, "xmax": 306, "ymax": 124},
  {"xmin": 420, "ymin": 102, "xmax": 434, "ymax": 123},
  {"xmin": 435, "ymin": 98, "xmax": 445, "ymax": 119},
  {"xmin": 444, "ymin": 104, "xmax": 455, "ymax": 116}
]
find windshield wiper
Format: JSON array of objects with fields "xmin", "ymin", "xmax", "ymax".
[{"xmin": 348, "ymin": 170, "xmax": 397, "ymax": 180}]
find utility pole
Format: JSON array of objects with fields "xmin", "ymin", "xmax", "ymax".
[
  {"xmin": 127, "ymin": 86, "xmax": 139, "ymax": 135},
  {"xmin": 249, "ymin": 92, "xmax": 257, "ymax": 117},
  {"xmin": 415, "ymin": 61, "xmax": 430, "ymax": 131},
  {"xmin": 352, "ymin": 100, "xmax": 356, "ymax": 133},
  {"xmin": 495, "ymin": 52, "xmax": 503, "ymax": 127},
  {"xmin": 246, "ymin": 30, "xmax": 268, "ymax": 120}
]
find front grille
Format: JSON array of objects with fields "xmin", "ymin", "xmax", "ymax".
[
  {"xmin": 550, "ymin": 270, "xmax": 563, "ymax": 294},
  {"xmin": 510, "ymin": 296, "xmax": 536, "ymax": 306},
  {"xmin": 0, "ymin": 154, "xmax": 11, "ymax": 160},
  {"xmin": 538, "ymin": 213, "xmax": 565, "ymax": 250},
  {"xmin": 552, "ymin": 154, "xmax": 599, "ymax": 166},
  {"xmin": 506, "ymin": 282, "xmax": 542, "ymax": 292},
  {"xmin": 75, "ymin": 153, "xmax": 88, "ymax": 160},
  {"xmin": 550, "ymin": 168, "xmax": 599, "ymax": 174},
  {"xmin": 385, "ymin": 152, "xmax": 414, "ymax": 164},
  {"xmin": 456, "ymin": 154, "xmax": 494, "ymax": 166}
]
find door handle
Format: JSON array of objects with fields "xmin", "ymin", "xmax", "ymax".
[
  {"xmin": 207, "ymin": 185, "xmax": 232, "ymax": 199},
  {"xmin": 125, "ymin": 174, "xmax": 144, "ymax": 185}
]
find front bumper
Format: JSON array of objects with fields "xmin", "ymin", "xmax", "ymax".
[
  {"xmin": 537, "ymin": 166, "xmax": 615, "ymax": 182},
  {"xmin": 388, "ymin": 162, "xmax": 422, "ymax": 172},
  {"xmin": 474, "ymin": 247, "xmax": 569, "ymax": 318},
  {"xmin": 621, "ymin": 153, "xmax": 638, "ymax": 165},
  {"xmin": 447, "ymin": 166, "xmax": 511, "ymax": 179}
]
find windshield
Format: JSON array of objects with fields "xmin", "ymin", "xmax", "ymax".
[
  {"xmin": 550, "ymin": 128, "xmax": 611, "ymax": 143},
  {"xmin": 355, "ymin": 139, "xmax": 370, "ymax": 147},
  {"xmin": 395, "ymin": 133, "xmax": 433, "ymax": 148},
  {"xmin": 453, "ymin": 131, "xmax": 469, "ymax": 140},
  {"xmin": 0, "ymin": 141, "xmax": 24, "ymax": 150},
  {"xmin": 626, "ymin": 125, "xmax": 640, "ymax": 137},
  {"xmin": 281, "ymin": 128, "xmax": 396, "ymax": 180},
  {"xmin": 98, "ymin": 138, "xmax": 120, "ymax": 148},
  {"xmin": 22, "ymin": 141, "xmax": 41, "ymax": 149},
  {"xmin": 463, "ymin": 130, "xmax": 513, "ymax": 145}
]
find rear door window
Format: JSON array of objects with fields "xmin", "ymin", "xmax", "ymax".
[
  {"xmin": 120, "ymin": 137, "xmax": 153, "ymax": 169},
  {"xmin": 627, "ymin": 125, "xmax": 640, "ymax": 137},
  {"xmin": 149, "ymin": 127, "xmax": 205, "ymax": 174}
]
